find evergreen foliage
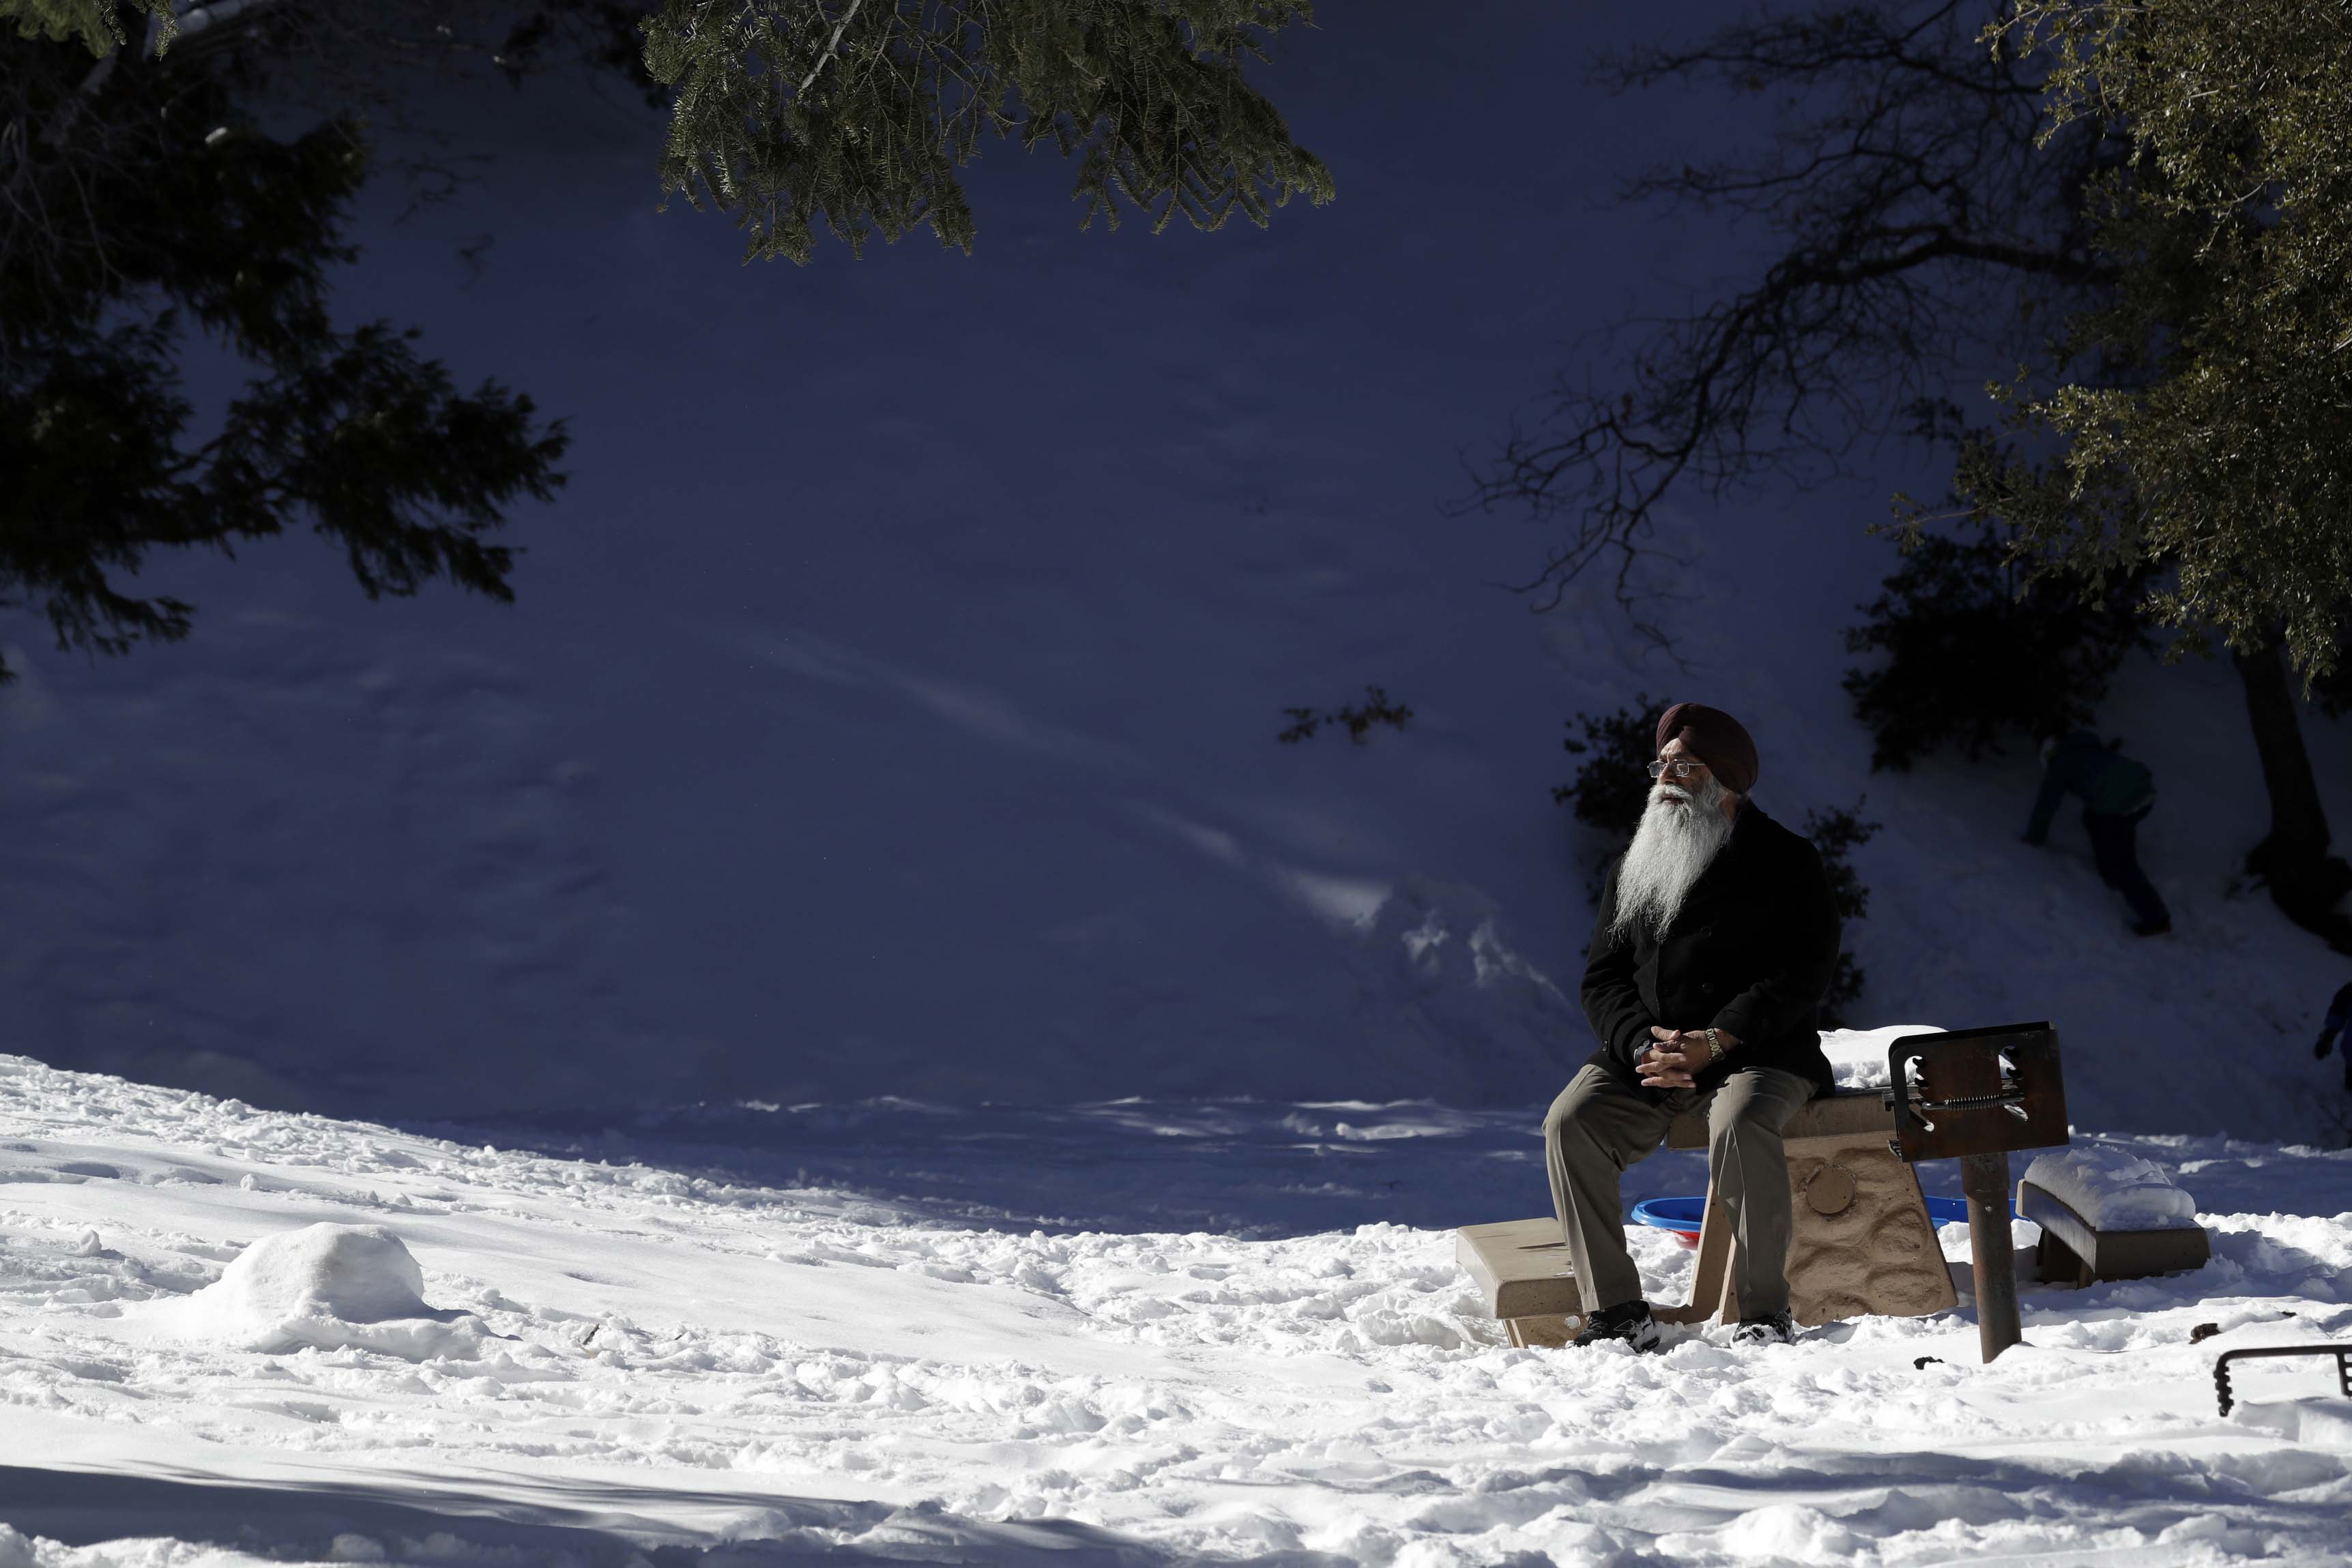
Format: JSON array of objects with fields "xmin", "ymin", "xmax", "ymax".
[
  {"xmin": 1954, "ymin": 3, "xmax": 2352, "ymax": 684},
  {"xmin": 0, "ymin": 0, "xmax": 173, "ymax": 57},
  {"xmin": 1279, "ymin": 685, "xmax": 1412, "ymax": 745},
  {"xmin": 0, "ymin": 14, "xmax": 568, "ymax": 681},
  {"xmin": 1799, "ymin": 798, "xmax": 1878, "ymax": 1026},
  {"xmin": 1553, "ymin": 695, "xmax": 1659, "ymax": 841},
  {"xmin": 1842, "ymin": 523, "xmax": 2151, "ymax": 770},
  {"xmin": 4, "ymin": 3, "xmax": 1329, "ymax": 680},
  {"xmin": 643, "ymin": 0, "xmax": 1335, "ymax": 263},
  {"xmin": 1554, "ymin": 696, "xmax": 1660, "ymax": 905}
]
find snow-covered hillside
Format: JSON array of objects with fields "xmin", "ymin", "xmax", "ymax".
[
  {"xmin": 3, "ymin": 1056, "xmax": 2349, "ymax": 1565},
  {"xmin": 1, "ymin": 4, "xmax": 2347, "ymax": 1139}
]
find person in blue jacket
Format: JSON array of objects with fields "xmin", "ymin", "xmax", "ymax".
[{"xmin": 2023, "ymin": 729, "xmax": 2171, "ymax": 935}]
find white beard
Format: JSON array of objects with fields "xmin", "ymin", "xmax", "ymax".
[{"xmin": 1610, "ymin": 776, "xmax": 1734, "ymax": 940}]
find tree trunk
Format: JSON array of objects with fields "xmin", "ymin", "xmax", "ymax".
[{"xmin": 2233, "ymin": 637, "xmax": 2352, "ymax": 948}]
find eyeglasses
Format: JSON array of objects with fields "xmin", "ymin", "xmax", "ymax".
[{"xmin": 1646, "ymin": 759, "xmax": 1709, "ymax": 781}]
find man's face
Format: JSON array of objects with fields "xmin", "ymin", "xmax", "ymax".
[{"xmin": 1652, "ymin": 737, "xmax": 1712, "ymax": 809}]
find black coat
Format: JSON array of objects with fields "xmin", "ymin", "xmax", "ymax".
[{"xmin": 1581, "ymin": 801, "xmax": 1840, "ymax": 1099}]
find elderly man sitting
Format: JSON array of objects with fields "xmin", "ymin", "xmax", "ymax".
[{"xmin": 1545, "ymin": 702, "xmax": 1840, "ymax": 1350}]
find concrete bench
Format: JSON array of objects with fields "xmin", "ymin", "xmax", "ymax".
[
  {"xmin": 2016, "ymin": 1178, "xmax": 2210, "ymax": 1288},
  {"xmin": 1656, "ymin": 1085, "xmax": 1956, "ymax": 1326},
  {"xmin": 1456, "ymin": 1087, "xmax": 1958, "ymax": 1344},
  {"xmin": 1455, "ymin": 1217, "xmax": 1584, "ymax": 1347}
]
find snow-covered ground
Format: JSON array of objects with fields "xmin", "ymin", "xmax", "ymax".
[
  {"xmin": 5, "ymin": 1, "xmax": 2352, "ymax": 1559},
  {"xmin": 5, "ymin": 1056, "xmax": 2349, "ymax": 1566}
]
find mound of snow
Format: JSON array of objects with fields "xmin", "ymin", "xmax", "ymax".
[
  {"xmin": 0, "ymin": 1524, "xmax": 44, "ymax": 1568},
  {"xmin": 1818, "ymin": 1024, "xmax": 1947, "ymax": 1090},
  {"xmin": 2232, "ymin": 1398, "xmax": 2352, "ymax": 1450},
  {"xmin": 2024, "ymin": 1146, "xmax": 2200, "ymax": 1230},
  {"xmin": 1710, "ymin": 1504, "xmax": 1861, "ymax": 1565},
  {"xmin": 164, "ymin": 1223, "xmax": 489, "ymax": 1360}
]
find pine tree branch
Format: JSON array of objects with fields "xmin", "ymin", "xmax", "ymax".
[
  {"xmin": 796, "ymin": 0, "xmax": 865, "ymax": 97},
  {"xmin": 645, "ymin": 1, "xmax": 1331, "ymax": 263}
]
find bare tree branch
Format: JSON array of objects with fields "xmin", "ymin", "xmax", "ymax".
[{"xmin": 1455, "ymin": 0, "xmax": 2124, "ymax": 622}]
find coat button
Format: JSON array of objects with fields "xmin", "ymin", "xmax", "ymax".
[{"xmin": 1701, "ymin": 982, "xmax": 1717, "ymax": 996}]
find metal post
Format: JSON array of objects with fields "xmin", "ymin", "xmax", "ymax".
[{"xmin": 1962, "ymin": 1149, "xmax": 2020, "ymax": 1362}]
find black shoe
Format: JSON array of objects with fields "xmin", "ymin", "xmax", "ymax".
[
  {"xmin": 1571, "ymin": 1300, "xmax": 1662, "ymax": 1352},
  {"xmin": 2131, "ymin": 918, "xmax": 2172, "ymax": 937},
  {"xmin": 1731, "ymin": 1310, "xmax": 1796, "ymax": 1347}
]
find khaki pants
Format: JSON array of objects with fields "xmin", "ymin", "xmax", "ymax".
[{"xmin": 1542, "ymin": 1061, "xmax": 1814, "ymax": 1318}]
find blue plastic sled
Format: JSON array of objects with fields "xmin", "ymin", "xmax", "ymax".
[{"xmin": 1633, "ymin": 1193, "xmax": 2012, "ymax": 1244}]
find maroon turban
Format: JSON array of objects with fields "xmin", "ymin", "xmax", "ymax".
[{"xmin": 1655, "ymin": 701, "xmax": 1759, "ymax": 796}]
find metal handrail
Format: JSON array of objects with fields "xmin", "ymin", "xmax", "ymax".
[{"xmin": 2213, "ymin": 1344, "xmax": 2352, "ymax": 1417}]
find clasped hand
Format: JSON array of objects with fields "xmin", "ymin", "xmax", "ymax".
[{"xmin": 1638, "ymin": 1026, "xmax": 1736, "ymax": 1090}]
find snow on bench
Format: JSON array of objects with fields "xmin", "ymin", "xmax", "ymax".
[
  {"xmin": 2017, "ymin": 1146, "xmax": 2209, "ymax": 1287},
  {"xmin": 2022, "ymin": 1146, "xmax": 2199, "ymax": 1232}
]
